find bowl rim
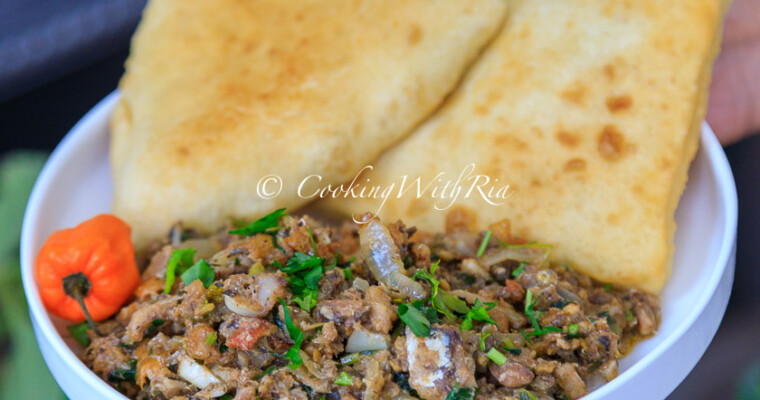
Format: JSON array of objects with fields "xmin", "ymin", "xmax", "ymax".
[{"xmin": 19, "ymin": 93, "xmax": 739, "ymax": 399}]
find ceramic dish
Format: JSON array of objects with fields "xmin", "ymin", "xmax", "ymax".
[{"xmin": 20, "ymin": 93, "xmax": 738, "ymax": 400}]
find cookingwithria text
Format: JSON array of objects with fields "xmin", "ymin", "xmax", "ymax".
[{"xmin": 256, "ymin": 164, "xmax": 514, "ymax": 220}]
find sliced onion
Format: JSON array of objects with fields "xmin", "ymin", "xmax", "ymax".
[
  {"xmin": 223, "ymin": 295, "xmax": 256, "ymax": 317},
  {"xmin": 480, "ymin": 245, "xmax": 551, "ymax": 268},
  {"xmin": 359, "ymin": 219, "xmax": 425, "ymax": 299},
  {"xmin": 178, "ymin": 356, "xmax": 222, "ymax": 389},
  {"xmin": 346, "ymin": 330, "xmax": 389, "ymax": 353},
  {"xmin": 352, "ymin": 277, "xmax": 370, "ymax": 292}
]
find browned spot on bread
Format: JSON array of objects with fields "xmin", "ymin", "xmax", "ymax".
[
  {"xmin": 473, "ymin": 103, "xmax": 489, "ymax": 116},
  {"xmin": 555, "ymin": 130, "xmax": 580, "ymax": 147},
  {"xmin": 409, "ymin": 24, "xmax": 423, "ymax": 46},
  {"xmin": 597, "ymin": 125, "xmax": 627, "ymax": 161},
  {"xmin": 564, "ymin": 158, "xmax": 587, "ymax": 172},
  {"xmin": 606, "ymin": 213, "xmax": 620, "ymax": 225},
  {"xmin": 530, "ymin": 179, "xmax": 541, "ymax": 187},
  {"xmin": 176, "ymin": 146, "xmax": 190, "ymax": 156},
  {"xmin": 560, "ymin": 83, "xmax": 586, "ymax": 105},
  {"xmin": 603, "ymin": 64, "xmax": 615, "ymax": 81},
  {"xmin": 606, "ymin": 94, "xmax": 633, "ymax": 113}
]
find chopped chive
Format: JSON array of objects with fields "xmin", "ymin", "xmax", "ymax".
[
  {"xmin": 334, "ymin": 371, "xmax": 353, "ymax": 386},
  {"xmin": 486, "ymin": 348, "xmax": 507, "ymax": 365},
  {"xmin": 625, "ymin": 309, "xmax": 634, "ymax": 322},
  {"xmin": 604, "ymin": 283, "xmax": 611, "ymax": 292},
  {"xmin": 343, "ymin": 267, "xmax": 353, "ymax": 280},
  {"xmin": 205, "ymin": 331, "xmax": 218, "ymax": 345},
  {"xmin": 476, "ymin": 230, "xmax": 493, "ymax": 258},
  {"xmin": 340, "ymin": 353, "xmax": 360, "ymax": 365},
  {"xmin": 567, "ymin": 324, "xmax": 580, "ymax": 338}
]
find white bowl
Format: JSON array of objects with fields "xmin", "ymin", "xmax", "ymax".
[{"xmin": 21, "ymin": 92, "xmax": 738, "ymax": 400}]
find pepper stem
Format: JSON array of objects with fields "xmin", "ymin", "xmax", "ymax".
[{"xmin": 62, "ymin": 273, "xmax": 101, "ymax": 336}]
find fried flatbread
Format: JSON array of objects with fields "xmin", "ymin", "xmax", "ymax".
[
  {"xmin": 321, "ymin": 0, "xmax": 729, "ymax": 292},
  {"xmin": 111, "ymin": 0, "xmax": 507, "ymax": 248}
]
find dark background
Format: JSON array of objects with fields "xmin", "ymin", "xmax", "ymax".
[{"xmin": 1, "ymin": 1, "xmax": 759, "ymax": 399}]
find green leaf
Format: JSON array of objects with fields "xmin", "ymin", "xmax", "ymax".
[
  {"xmin": 511, "ymin": 262, "xmax": 527, "ymax": 278},
  {"xmin": 276, "ymin": 251, "xmax": 323, "ymax": 312},
  {"xmin": 165, "ymin": 248, "xmax": 196, "ymax": 293},
  {"xmin": 67, "ymin": 322, "xmax": 91, "ymax": 347},
  {"xmin": 460, "ymin": 299, "xmax": 497, "ymax": 330},
  {"xmin": 398, "ymin": 303, "xmax": 431, "ymax": 337},
  {"xmin": 446, "ymin": 383, "xmax": 475, "ymax": 400},
  {"xmin": 108, "ymin": 359, "xmax": 137, "ymax": 383},
  {"xmin": 229, "ymin": 208, "xmax": 287, "ymax": 236},
  {"xmin": 180, "ymin": 259, "xmax": 215, "ymax": 288},
  {"xmin": 255, "ymin": 365, "xmax": 276, "ymax": 380},
  {"xmin": 277, "ymin": 298, "xmax": 304, "ymax": 369},
  {"xmin": 0, "ymin": 152, "xmax": 46, "ymax": 258},
  {"xmin": 0, "ymin": 152, "xmax": 65, "ymax": 400},
  {"xmin": 334, "ymin": 371, "xmax": 353, "ymax": 386},
  {"xmin": 144, "ymin": 318, "xmax": 165, "ymax": 336}
]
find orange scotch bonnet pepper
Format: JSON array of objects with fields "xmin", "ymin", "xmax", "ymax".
[{"xmin": 35, "ymin": 214, "xmax": 140, "ymax": 330}]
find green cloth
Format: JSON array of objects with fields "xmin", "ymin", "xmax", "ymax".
[{"xmin": 0, "ymin": 151, "xmax": 66, "ymax": 399}]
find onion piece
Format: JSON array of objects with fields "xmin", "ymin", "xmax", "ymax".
[
  {"xmin": 346, "ymin": 330, "xmax": 389, "ymax": 353},
  {"xmin": 223, "ymin": 295, "xmax": 256, "ymax": 317},
  {"xmin": 178, "ymin": 356, "xmax": 222, "ymax": 389},
  {"xmin": 480, "ymin": 244, "xmax": 552, "ymax": 268},
  {"xmin": 359, "ymin": 219, "xmax": 425, "ymax": 299}
]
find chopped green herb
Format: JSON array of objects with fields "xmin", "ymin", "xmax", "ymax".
[
  {"xmin": 518, "ymin": 389, "xmax": 539, "ymax": 400},
  {"xmin": 567, "ymin": 323, "xmax": 580, "ymax": 338},
  {"xmin": 460, "ymin": 299, "xmax": 497, "ymax": 330},
  {"xmin": 523, "ymin": 290, "xmax": 562, "ymax": 337},
  {"xmin": 144, "ymin": 319, "xmax": 164, "ymax": 336},
  {"xmin": 480, "ymin": 332, "xmax": 491, "ymax": 351},
  {"xmin": 108, "ymin": 359, "xmax": 137, "ymax": 383},
  {"xmin": 486, "ymin": 348, "xmax": 507, "ymax": 365},
  {"xmin": 220, "ymin": 395, "xmax": 234, "ymax": 400},
  {"xmin": 604, "ymin": 283, "xmax": 611, "ymax": 292},
  {"xmin": 180, "ymin": 259, "xmax": 215, "ymax": 288},
  {"xmin": 275, "ymin": 251, "xmax": 324, "ymax": 312},
  {"xmin": 414, "ymin": 260, "xmax": 467, "ymax": 320},
  {"xmin": 476, "ymin": 230, "xmax": 492, "ymax": 258},
  {"xmin": 398, "ymin": 303, "xmax": 431, "ymax": 337},
  {"xmin": 205, "ymin": 331, "xmax": 217, "ymax": 346},
  {"xmin": 164, "ymin": 248, "xmax": 196, "ymax": 293},
  {"xmin": 67, "ymin": 322, "xmax": 90, "ymax": 347},
  {"xmin": 229, "ymin": 208, "xmax": 287, "ymax": 236},
  {"xmin": 446, "ymin": 383, "xmax": 475, "ymax": 400},
  {"xmin": 340, "ymin": 353, "xmax": 360, "ymax": 365},
  {"xmin": 277, "ymin": 298, "xmax": 304, "ymax": 369},
  {"xmin": 255, "ymin": 365, "xmax": 276, "ymax": 380},
  {"xmin": 306, "ymin": 227, "xmax": 318, "ymax": 254},
  {"xmin": 343, "ymin": 267, "xmax": 353, "ymax": 280},
  {"xmin": 334, "ymin": 371, "xmax": 353, "ymax": 386},
  {"xmin": 625, "ymin": 308, "xmax": 635, "ymax": 322},
  {"xmin": 520, "ymin": 329, "xmax": 533, "ymax": 345},
  {"xmin": 511, "ymin": 262, "xmax": 527, "ymax": 278}
]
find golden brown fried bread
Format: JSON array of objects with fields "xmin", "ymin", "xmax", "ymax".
[
  {"xmin": 111, "ymin": 0, "xmax": 507, "ymax": 248},
  {"xmin": 322, "ymin": 0, "xmax": 729, "ymax": 292}
]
